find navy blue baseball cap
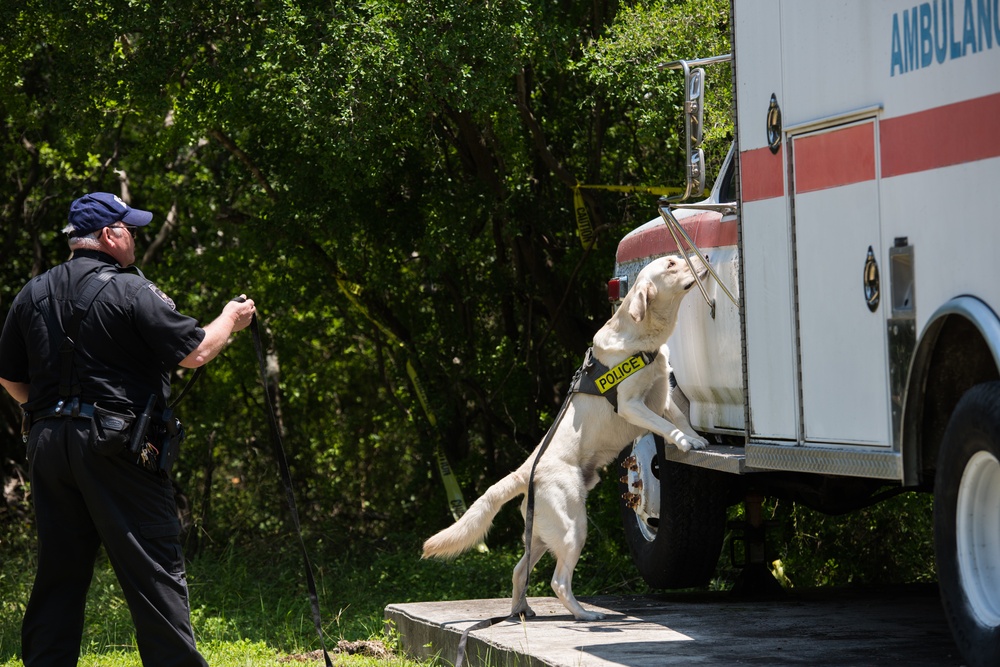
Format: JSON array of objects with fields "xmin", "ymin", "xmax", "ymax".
[{"xmin": 66, "ymin": 192, "xmax": 154, "ymax": 235}]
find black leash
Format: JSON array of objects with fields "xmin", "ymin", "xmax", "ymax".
[
  {"xmin": 159, "ymin": 300, "xmax": 331, "ymax": 662},
  {"xmin": 247, "ymin": 311, "xmax": 334, "ymax": 667},
  {"xmin": 454, "ymin": 378, "xmax": 579, "ymax": 667},
  {"xmin": 168, "ymin": 364, "xmax": 204, "ymax": 409}
]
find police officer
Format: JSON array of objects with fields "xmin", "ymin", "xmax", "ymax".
[{"xmin": 0, "ymin": 192, "xmax": 256, "ymax": 667}]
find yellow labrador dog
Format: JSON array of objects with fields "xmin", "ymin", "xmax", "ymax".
[{"xmin": 422, "ymin": 255, "xmax": 708, "ymax": 620}]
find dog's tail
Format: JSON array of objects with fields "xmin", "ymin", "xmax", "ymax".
[{"xmin": 422, "ymin": 470, "xmax": 526, "ymax": 560}]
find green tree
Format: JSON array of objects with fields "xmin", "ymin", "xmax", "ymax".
[{"xmin": 1, "ymin": 0, "xmax": 732, "ymax": 549}]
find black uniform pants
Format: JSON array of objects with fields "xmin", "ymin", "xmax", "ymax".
[{"xmin": 21, "ymin": 417, "xmax": 207, "ymax": 667}]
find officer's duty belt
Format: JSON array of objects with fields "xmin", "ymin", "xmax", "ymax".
[{"xmin": 31, "ymin": 402, "xmax": 96, "ymax": 423}]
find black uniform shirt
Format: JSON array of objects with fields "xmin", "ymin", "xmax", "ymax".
[{"xmin": 0, "ymin": 249, "xmax": 206, "ymax": 412}]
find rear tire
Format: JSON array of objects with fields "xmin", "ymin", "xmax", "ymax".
[
  {"xmin": 618, "ymin": 435, "xmax": 730, "ymax": 589},
  {"xmin": 934, "ymin": 382, "xmax": 1000, "ymax": 667}
]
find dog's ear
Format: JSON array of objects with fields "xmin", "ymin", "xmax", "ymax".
[{"xmin": 628, "ymin": 280, "xmax": 657, "ymax": 322}]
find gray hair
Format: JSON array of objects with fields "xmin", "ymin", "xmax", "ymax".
[{"xmin": 65, "ymin": 224, "xmax": 103, "ymax": 250}]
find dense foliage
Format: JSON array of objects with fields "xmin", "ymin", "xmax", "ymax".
[{"xmin": 1, "ymin": 0, "xmax": 732, "ymax": 549}]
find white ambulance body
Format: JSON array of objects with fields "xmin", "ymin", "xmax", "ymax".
[{"xmin": 611, "ymin": 2, "xmax": 1000, "ymax": 664}]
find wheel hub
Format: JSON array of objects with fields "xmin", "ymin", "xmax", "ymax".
[
  {"xmin": 956, "ymin": 449, "xmax": 1000, "ymax": 627},
  {"xmin": 620, "ymin": 434, "xmax": 661, "ymax": 542}
]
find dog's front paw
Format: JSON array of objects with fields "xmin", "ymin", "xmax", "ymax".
[
  {"xmin": 669, "ymin": 429, "xmax": 694, "ymax": 452},
  {"xmin": 690, "ymin": 435, "xmax": 709, "ymax": 450},
  {"xmin": 668, "ymin": 429, "xmax": 709, "ymax": 452}
]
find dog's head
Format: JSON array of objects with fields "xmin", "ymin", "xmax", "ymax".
[{"xmin": 627, "ymin": 254, "xmax": 708, "ymax": 323}]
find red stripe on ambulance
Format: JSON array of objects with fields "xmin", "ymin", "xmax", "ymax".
[
  {"xmin": 794, "ymin": 123, "xmax": 876, "ymax": 193},
  {"xmin": 741, "ymin": 146, "xmax": 784, "ymax": 202},
  {"xmin": 615, "ymin": 212, "xmax": 738, "ymax": 264},
  {"xmin": 741, "ymin": 92, "xmax": 1000, "ymax": 201},
  {"xmin": 882, "ymin": 91, "xmax": 1000, "ymax": 177}
]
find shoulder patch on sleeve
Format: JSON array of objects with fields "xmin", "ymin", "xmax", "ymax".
[{"xmin": 147, "ymin": 283, "xmax": 177, "ymax": 310}]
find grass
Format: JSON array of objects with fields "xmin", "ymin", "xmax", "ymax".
[
  {"xmin": 0, "ymin": 486, "xmax": 652, "ymax": 667},
  {"xmin": 0, "ymin": 536, "xmax": 475, "ymax": 666},
  {"xmin": 0, "ymin": 475, "xmax": 936, "ymax": 666}
]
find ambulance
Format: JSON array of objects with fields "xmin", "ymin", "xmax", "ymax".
[{"xmin": 609, "ymin": 2, "xmax": 1000, "ymax": 664}]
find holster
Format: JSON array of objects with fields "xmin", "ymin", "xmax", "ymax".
[
  {"xmin": 129, "ymin": 396, "xmax": 185, "ymax": 474},
  {"xmin": 157, "ymin": 408, "xmax": 185, "ymax": 474}
]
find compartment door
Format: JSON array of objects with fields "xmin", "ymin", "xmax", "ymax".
[{"xmin": 791, "ymin": 119, "xmax": 890, "ymax": 446}]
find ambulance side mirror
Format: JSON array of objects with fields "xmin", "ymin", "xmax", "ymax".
[
  {"xmin": 684, "ymin": 67, "xmax": 706, "ymax": 198},
  {"xmin": 687, "ymin": 68, "xmax": 705, "ymax": 148},
  {"xmin": 660, "ymin": 55, "xmax": 730, "ymax": 201}
]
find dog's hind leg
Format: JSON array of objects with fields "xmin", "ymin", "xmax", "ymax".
[
  {"xmin": 551, "ymin": 558, "xmax": 603, "ymax": 621},
  {"xmin": 510, "ymin": 533, "xmax": 546, "ymax": 618},
  {"xmin": 549, "ymin": 499, "xmax": 605, "ymax": 621}
]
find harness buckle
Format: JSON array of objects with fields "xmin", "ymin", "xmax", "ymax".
[{"xmin": 53, "ymin": 399, "xmax": 66, "ymax": 416}]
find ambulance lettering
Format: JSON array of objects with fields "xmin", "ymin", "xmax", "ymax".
[{"xmin": 890, "ymin": 0, "xmax": 1000, "ymax": 76}]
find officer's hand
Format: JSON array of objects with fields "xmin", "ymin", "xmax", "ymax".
[{"xmin": 225, "ymin": 294, "xmax": 256, "ymax": 332}]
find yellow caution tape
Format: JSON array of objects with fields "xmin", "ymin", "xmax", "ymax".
[
  {"xmin": 573, "ymin": 188, "xmax": 597, "ymax": 249},
  {"xmin": 405, "ymin": 359, "xmax": 437, "ymax": 428},
  {"xmin": 576, "ymin": 184, "xmax": 684, "ymax": 196},
  {"xmin": 572, "ymin": 184, "xmax": 684, "ymax": 249},
  {"xmin": 336, "ymin": 276, "xmax": 484, "ymax": 548},
  {"xmin": 335, "ymin": 277, "xmax": 401, "ymax": 345}
]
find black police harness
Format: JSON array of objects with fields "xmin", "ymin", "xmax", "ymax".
[
  {"xmin": 24, "ymin": 264, "xmax": 183, "ymax": 473},
  {"xmin": 570, "ymin": 347, "xmax": 659, "ymax": 411}
]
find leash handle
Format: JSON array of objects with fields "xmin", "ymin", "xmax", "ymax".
[{"xmin": 248, "ymin": 311, "xmax": 334, "ymax": 667}]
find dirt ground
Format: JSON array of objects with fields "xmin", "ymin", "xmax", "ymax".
[{"xmin": 280, "ymin": 639, "xmax": 393, "ymax": 662}]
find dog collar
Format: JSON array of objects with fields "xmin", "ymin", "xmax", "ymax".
[{"xmin": 571, "ymin": 347, "xmax": 658, "ymax": 411}]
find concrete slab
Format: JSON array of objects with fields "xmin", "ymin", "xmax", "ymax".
[{"xmin": 385, "ymin": 586, "xmax": 963, "ymax": 666}]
